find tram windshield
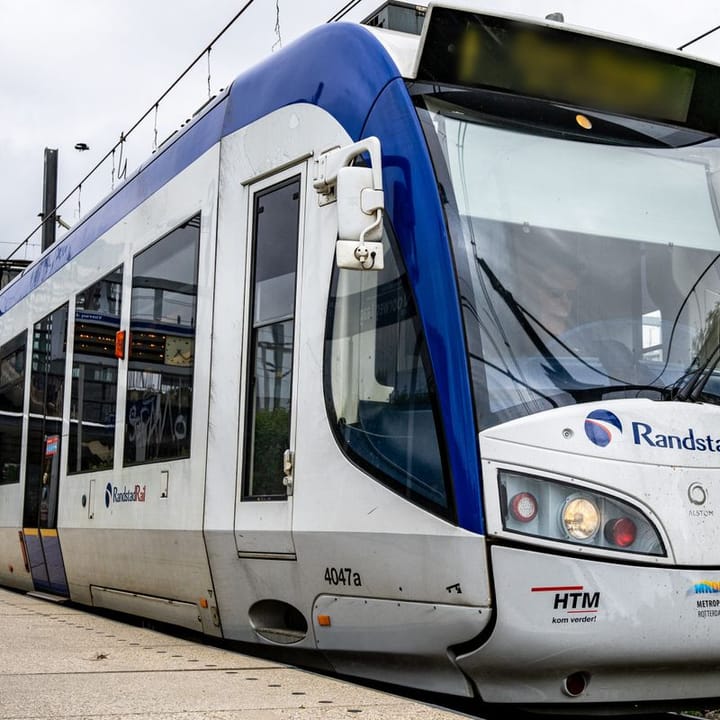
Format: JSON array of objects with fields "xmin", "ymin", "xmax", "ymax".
[{"xmin": 420, "ymin": 93, "xmax": 720, "ymax": 430}]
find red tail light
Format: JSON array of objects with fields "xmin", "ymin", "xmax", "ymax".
[
  {"xmin": 604, "ymin": 517, "xmax": 637, "ymax": 547},
  {"xmin": 510, "ymin": 492, "xmax": 538, "ymax": 522}
]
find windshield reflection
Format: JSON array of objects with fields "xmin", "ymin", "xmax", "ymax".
[{"xmin": 423, "ymin": 97, "xmax": 720, "ymax": 429}]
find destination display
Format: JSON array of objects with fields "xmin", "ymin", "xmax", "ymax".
[{"xmin": 417, "ymin": 7, "xmax": 720, "ymax": 133}]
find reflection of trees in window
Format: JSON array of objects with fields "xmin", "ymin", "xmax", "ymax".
[
  {"xmin": 24, "ymin": 305, "xmax": 68, "ymax": 528},
  {"xmin": 124, "ymin": 216, "xmax": 199, "ymax": 465},
  {"xmin": 69, "ymin": 267, "xmax": 122, "ymax": 474},
  {"xmin": 0, "ymin": 331, "xmax": 26, "ymax": 485}
]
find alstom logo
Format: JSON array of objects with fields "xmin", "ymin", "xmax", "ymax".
[
  {"xmin": 105, "ymin": 482, "xmax": 147, "ymax": 508},
  {"xmin": 584, "ymin": 410, "xmax": 623, "ymax": 447}
]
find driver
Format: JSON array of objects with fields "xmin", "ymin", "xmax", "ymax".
[{"xmin": 513, "ymin": 232, "xmax": 579, "ymax": 339}]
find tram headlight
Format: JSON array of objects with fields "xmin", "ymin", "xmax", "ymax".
[
  {"xmin": 561, "ymin": 496, "xmax": 600, "ymax": 540},
  {"xmin": 498, "ymin": 470, "xmax": 665, "ymax": 556}
]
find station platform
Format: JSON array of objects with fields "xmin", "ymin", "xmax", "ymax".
[{"xmin": 0, "ymin": 587, "xmax": 465, "ymax": 719}]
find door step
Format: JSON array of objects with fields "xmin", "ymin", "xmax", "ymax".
[
  {"xmin": 255, "ymin": 627, "xmax": 306, "ymax": 643},
  {"xmin": 27, "ymin": 591, "xmax": 69, "ymax": 604}
]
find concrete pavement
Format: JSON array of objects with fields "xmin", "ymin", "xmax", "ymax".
[{"xmin": 0, "ymin": 587, "xmax": 466, "ymax": 720}]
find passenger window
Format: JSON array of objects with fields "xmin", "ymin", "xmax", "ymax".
[
  {"xmin": 68, "ymin": 267, "xmax": 122, "ymax": 474},
  {"xmin": 24, "ymin": 305, "xmax": 68, "ymax": 528},
  {"xmin": 124, "ymin": 216, "xmax": 199, "ymax": 465},
  {"xmin": 324, "ymin": 227, "xmax": 451, "ymax": 516},
  {"xmin": 0, "ymin": 331, "xmax": 26, "ymax": 485},
  {"xmin": 244, "ymin": 177, "xmax": 300, "ymax": 499}
]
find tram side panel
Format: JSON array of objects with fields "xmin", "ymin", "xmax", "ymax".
[
  {"xmin": 41, "ymin": 145, "xmax": 220, "ymax": 633},
  {"xmin": 0, "ymin": 300, "xmax": 34, "ymax": 592},
  {"xmin": 204, "ymin": 104, "xmax": 491, "ymax": 695}
]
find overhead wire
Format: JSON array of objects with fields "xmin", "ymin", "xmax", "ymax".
[
  {"xmin": 327, "ymin": 0, "xmax": 365, "ymax": 23},
  {"xmin": 8, "ymin": 0, "xmax": 367, "ymax": 264},
  {"xmin": 5, "ymin": 0, "xmax": 260, "ymax": 263},
  {"xmin": 272, "ymin": 0, "xmax": 283, "ymax": 51},
  {"xmin": 678, "ymin": 23, "xmax": 720, "ymax": 51}
]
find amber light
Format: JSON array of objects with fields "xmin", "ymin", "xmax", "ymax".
[
  {"xmin": 575, "ymin": 113, "xmax": 593, "ymax": 130},
  {"xmin": 115, "ymin": 330, "xmax": 126, "ymax": 359}
]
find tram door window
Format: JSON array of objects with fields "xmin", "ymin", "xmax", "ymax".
[
  {"xmin": 244, "ymin": 177, "xmax": 300, "ymax": 499},
  {"xmin": 69, "ymin": 266, "xmax": 122, "ymax": 474},
  {"xmin": 24, "ymin": 305, "xmax": 68, "ymax": 529},
  {"xmin": 0, "ymin": 331, "xmax": 26, "ymax": 485},
  {"xmin": 124, "ymin": 215, "xmax": 200, "ymax": 466}
]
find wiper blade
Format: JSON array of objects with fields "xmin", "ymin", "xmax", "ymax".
[
  {"xmin": 673, "ymin": 343, "xmax": 720, "ymax": 402},
  {"xmin": 478, "ymin": 260, "xmax": 571, "ymax": 376},
  {"xmin": 477, "ymin": 259, "xmax": 598, "ymax": 400},
  {"xmin": 578, "ymin": 383, "xmax": 673, "ymax": 401},
  {"xmin": 476, "ymin": 258, "xmax": 676, "ymax": 402}
]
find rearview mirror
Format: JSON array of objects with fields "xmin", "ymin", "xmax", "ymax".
[
  {"xmin": 313, "ymin": 137, "xmax": 385, "ymax": 271},
  {"xmin": 336, "ymin": 166, "xmax": 384, "ymax": 270}
]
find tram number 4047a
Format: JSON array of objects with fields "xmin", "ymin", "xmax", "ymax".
[{"xmin": 324, "ymin": 567, "xmax": 363, "ymax": 587}]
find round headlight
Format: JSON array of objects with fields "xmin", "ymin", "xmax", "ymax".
[{"xmin": 562, "ymin": 497, "xmax": 600, "ymax": 540}]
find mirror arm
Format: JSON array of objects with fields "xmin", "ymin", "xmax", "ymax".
[{"xmin": 313, "ymin": 136, "xmax": 384, "ymax": 197}]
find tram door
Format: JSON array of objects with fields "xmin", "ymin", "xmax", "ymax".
[
  {"xmin": 234, "ymin": 167, "xmax": 305, "ymax": 559},
  {"xmin": 22, "ymin": 305, "xmax": 70, "ymax": 596}
]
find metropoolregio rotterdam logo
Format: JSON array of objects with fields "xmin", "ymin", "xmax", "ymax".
[
  {"xmin": 584, "ymin": 409, "xmax": 623, "ymax": 447},
  {"xmin": 689, "ymin": 581, "xmax": 720, "ymax": 619},
  {"xmin": 105, "ymin": 482, "xmax": 147, "ymax": 508}
]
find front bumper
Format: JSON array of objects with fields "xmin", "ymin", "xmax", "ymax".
[{"xmin": 457, "ymin": 545, "xmax": 720, "ymax": 706}]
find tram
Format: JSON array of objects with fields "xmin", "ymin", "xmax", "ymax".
[{"xmin": 3, "ymin": 1, "xmax": 720, "ymax": 712}]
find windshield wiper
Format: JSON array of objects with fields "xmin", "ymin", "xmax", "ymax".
[
  {"xmin": 477, "ymin": 259, "xmax": 576, "ymax": 380},
  {"xmin": 673, "ymin": 344, "xmax": 720, "ymax": 402},
  {"xmin": 476, "ymin": 259, "xmax": 674, "ymax": 402},
  {"xmin": 589, "ymin": 383, "xmax": 672, "ymax": 400}
]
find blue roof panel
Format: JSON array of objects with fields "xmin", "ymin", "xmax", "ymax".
[{"xmin": 0, "ymin": 23, "xmax": 399, "ymax": 316}]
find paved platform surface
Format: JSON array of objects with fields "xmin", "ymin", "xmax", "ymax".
[{"xmin": 0, "ymin": 587, "xmax": 465, "ymax": 720}]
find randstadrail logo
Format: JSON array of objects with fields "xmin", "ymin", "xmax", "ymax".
[
  {"xmin": 105, "ymin": 483, "xmax": 146, "ymax": 508},
  {"xmin": 584, "ymin": 409, "xmax": 623, "ymax": 447}
]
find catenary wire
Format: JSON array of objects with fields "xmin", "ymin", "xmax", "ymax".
[
  {"xmin": 4, "ymin": 0, "xmax": 260, "ymax": 263},
  {"xmin": 7, "ymin": 0, "xmax": 370, "ymax": 264},
  {"xmin": 678, "ymin": 23, "xmax": 720, "ymax": 51},
  {"xmin": 327, "ymin": 0, "xmax": 365, "ymax": 23}
]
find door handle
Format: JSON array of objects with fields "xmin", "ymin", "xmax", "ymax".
[{"xmin": 282, "ymin": 449, "xmax": 294, "ymax": 496}]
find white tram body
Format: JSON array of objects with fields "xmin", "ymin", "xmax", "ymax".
[{"xmin": 3, "ymin": 2, "xmax": 720, "ymax": 712}]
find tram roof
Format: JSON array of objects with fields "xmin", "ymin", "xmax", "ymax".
[
  {"xmin": 5, "ymin": 4, "xmax": 720, "ymax": 315},
  {"xmin": 0, "ymin": 21, "xmax": 400, "ymax": 316}
]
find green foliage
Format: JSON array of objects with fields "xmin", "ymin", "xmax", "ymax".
[
  {"xmin": 693, "ymin": 303, "xmax": 720, "ymax": 364},
  {"xmin": 251, "ymin": 408, "xmax": 289, "ymax": 496}
]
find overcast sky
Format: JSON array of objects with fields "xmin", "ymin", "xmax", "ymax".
[{"xmin": 1, "ymin": 0, "xmax": 719, "ymax": 260}]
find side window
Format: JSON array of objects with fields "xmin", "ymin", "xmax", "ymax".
[
  {"xmin": 68, "ymin": 266, "xmax": 122, "ymax": 474},
  {"xmin": 324, "ymin": 227, "xmax": 451, "ymax": 516},
  {"xmin": 24, "ymin": 305, "xmax": 68, "ymax": 528},
  {"xmin": 124, "ymin": 216, "xmax": 199, "ymax": 465},
  {"xmin": 0, "ymin": 331, "xmax": 26, "ymax": 485},
  {"xmin": 244, "ymin": 177, "xmax": 300, "ymax": 499}
]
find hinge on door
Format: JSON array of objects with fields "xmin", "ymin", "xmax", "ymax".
[{"xmin": 282, "ymin": 449, "xmax": 294, "ymax": 496}]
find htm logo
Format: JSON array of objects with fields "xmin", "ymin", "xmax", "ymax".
[{"xmin": 532, "ymin": 584, "xmax": 601, "ymax": 612}]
